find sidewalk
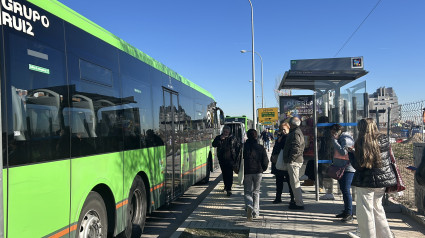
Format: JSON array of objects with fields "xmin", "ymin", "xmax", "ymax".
[{"xmin": 171, "ymin": 159, "xmax": 425, "ymax": 237}]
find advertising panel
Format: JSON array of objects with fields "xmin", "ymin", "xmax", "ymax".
[{"xmin": 279, "ymin": 95, "xmax": 314, "ymax": 157}]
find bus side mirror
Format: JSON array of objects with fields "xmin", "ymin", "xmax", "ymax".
[
  {"xmin": 214, "ymin": 107, "xmax": 225, "ymax": 126},
  {"xmin": 220, "ymin": 113, "xmax": 225, "ymax": 125}
]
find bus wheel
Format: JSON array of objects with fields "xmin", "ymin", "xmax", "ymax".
[
  {"xmin": 124, "ymin": 176, "xmax": 147, "ymax": 237},
  {"xmin": 77, "ymin": 191, "xmax": 108, "ymax": 238}
]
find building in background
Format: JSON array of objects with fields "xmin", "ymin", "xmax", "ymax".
[{"xmin": 369, "ymin": 87, "xmax": 399, "ymax": 127}]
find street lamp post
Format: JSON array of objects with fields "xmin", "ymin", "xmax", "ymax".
[
  {"xmin": 241, "ymin": 50, "xmax": 263, "ymax": 109},
  {"xmin": 247, "ymin": 0, "xmax": 256, "ymax": 130}
]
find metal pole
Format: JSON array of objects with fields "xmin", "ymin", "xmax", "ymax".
[
  {"xmin": 335, "ymin": 88, "xmax": 341, "ymax": 123},
  {"xmin": 364, "ymin": 92, "xmax": 369, "ymax": 118},
  {"xmin": 387, "ymin": 106, "xmax": 391, "ymax": 138},
  {"xmin": 248, "ymin": 0, "xmax": 256, "ymax": 129},
  {"xmin": 422, "ymin": 107, "xmax": 425, "ymax": 142},
  {"xmin": 376, "ymin": 107, "xmax": 379, "ymax": 129},
  {"xmin": 241, "ymin": 50, "xmax": 264, "ymax": 110},
  {"xmin": 258, "ymin": 52, "xmax": 263, "ymax": 109},
  {"xmin": 343, "ymin": 99, "xmax": 349, "ymax": 123},
  {"xmin": 352, "ymin": 96, "xmax": 358, "ymax": 139},
  {"xmin": 313, "ymin": 92, "xmax": 319, "ymax": 201}
]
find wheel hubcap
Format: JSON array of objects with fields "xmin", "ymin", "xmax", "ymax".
[{"xmin": 79, "ymin": 210, "xmax": 103, "ymax": 238}]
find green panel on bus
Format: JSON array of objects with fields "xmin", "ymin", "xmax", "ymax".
[
  {"xmin": 8, "ymin": 161, "xmax": 70, "ymax": 238},
  {"xmin": 70, "ymin": 153, "xmax": 124, "ymax": 228}
]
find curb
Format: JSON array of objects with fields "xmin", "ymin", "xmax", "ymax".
[{"xmin": 386, "ymin": 198, "xmax": 425, "ymax": 228}]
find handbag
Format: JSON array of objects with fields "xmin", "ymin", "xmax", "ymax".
[
  {"xmin": 275, "ymin": 149, "xmax": 287, "ymax": 170},
  {"xmin": 386, "ymin": 145, "xmax": 406, "ymax": 193},
  {"xmin": 334, "ymin": 150, "xmax": 349, "ymax": 160},
  {"xmin": 326, "ymin": 163, "xmax": 348, "ymax": 180}
]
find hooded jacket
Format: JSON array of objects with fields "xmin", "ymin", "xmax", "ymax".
[{"xmin": 350, "ymin": 134, "xmax": 397, "ymax": 188}]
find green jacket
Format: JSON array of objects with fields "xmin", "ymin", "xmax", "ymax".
[{"xmin": 282, "ymin": 126, "xmax": 305, "ymax": 164}]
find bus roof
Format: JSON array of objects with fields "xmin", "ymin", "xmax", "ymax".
[{"xmin": 28, "ymin": 0, "xmax": 215, "ymax": 100}]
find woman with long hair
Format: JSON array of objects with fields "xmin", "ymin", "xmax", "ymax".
[
  {"xmin": 243, "ymin": 129, "xmax": 269, "ymax": 221},
  {"xmin": 349, "ymin": 118, "xmax": 396, "ymax": 238}
]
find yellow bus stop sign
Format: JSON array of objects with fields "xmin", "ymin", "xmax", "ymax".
[{"xmin": 258, "ymin": 107, "xmax": 278, "ymax": 123}]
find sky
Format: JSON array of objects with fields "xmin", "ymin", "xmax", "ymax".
[{"xmin": 57, "ymin": 0, "xmax": 425, "ymax": 121}]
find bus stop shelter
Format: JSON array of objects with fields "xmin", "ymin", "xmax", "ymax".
[{"xmin": 278, "ymin": 57, "xmax": 368, "ymax": 201}]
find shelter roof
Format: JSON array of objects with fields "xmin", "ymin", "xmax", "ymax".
[{"xmin": 278, "ymin": 57, "xmax": 368, "ymax": 91}]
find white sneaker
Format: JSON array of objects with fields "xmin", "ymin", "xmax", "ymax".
[
  {"xmin": 299, "ymin": 175, "xmax": 309, "ymax": 181},
  {"xmin": 347, "ymin": 230, "xmax": 360, "ymax": 238},
  {"xmin": 320, "ymin": 193, "xmax": 335, "ymax": 200}
]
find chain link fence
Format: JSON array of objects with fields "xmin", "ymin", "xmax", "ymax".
[{"xmin": 387, "ymin": 100, "xmax": 425, "ymax": 210}]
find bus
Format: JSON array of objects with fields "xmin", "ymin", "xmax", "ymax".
[
  {"xmin": 224, "ymin": 116, "xmax": 253, "ymax": 132},
  {"xmin": 0, "ymin": 0, "xmax": 225, "ymax": 237}
]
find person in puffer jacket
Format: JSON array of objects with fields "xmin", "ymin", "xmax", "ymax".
[
  {"xmin": 349, "ymin": 118, "xmax": 397, "ymax": 238},
  {"xmin": 243, "ymin": 129, "xmax": 269, "ymax": 221}
]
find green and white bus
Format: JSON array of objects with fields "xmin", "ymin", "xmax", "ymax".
[
  {"xmin": 0, "ymin": 0, "xmax": 224, "ymax": 237},
  {"xmin": 224, "ymin": 116, "xmax": 253, "ymax": 132}
]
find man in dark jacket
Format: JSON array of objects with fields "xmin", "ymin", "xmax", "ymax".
[
  {"xmin": 282, "ymin": 117, "xmax": 305, "ymax": 209},
  {"xmin": 212, "ymin": 125, "xmax": 240, "ymax": 196},
  {"xmin": 243, "ymin": 129, "xmax": 269, "ymax": 221}
]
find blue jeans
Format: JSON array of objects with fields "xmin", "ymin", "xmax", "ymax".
[
  {"xmin": 338, "ymin": 171, "xmax": 354, "ymax": 215},
  {"xmin": 264, "ymin": 140, "xmax": 270, "ymax": 151},
  {"xmin": 244, "ymin": 173, "xmax": 262, "ymax": 216}
]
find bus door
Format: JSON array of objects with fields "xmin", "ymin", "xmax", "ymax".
[{"xmin": 162, "ymin": 89, "xmax": 182, "ymax": 201}]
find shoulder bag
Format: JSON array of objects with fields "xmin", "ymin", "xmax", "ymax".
[
  {"xmin": 326, "ymin": 163, "xmax": 348, "ymax": 180},
  {"xmin": 386, "ymin": 145, "xmax": 406, "ymax": 194},
  {"xmin": 237, "ymin": 151, "xmax": 244, "ymax": 185},
  {"xmin": 327, "ymin": 149, "xmax": 350, "ymax": 180},
  {"xmin": 275, "ymin": 149, "xmax": 287, "ymax": 171}
]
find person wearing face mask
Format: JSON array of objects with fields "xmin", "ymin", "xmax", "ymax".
[{"xmin": 213, "ymin": 125, "xmax": 240, "ymax": 196}]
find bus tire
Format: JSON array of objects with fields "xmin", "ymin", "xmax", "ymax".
[
  {"xmin": 76, "ymin": 191, "xmax": 108, "ymax": 238},
  {"xmin": 123, "ymin": 175, "xmax": 147, "ymax": 237}
]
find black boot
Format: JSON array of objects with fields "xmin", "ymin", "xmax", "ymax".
[{"xmin": 272, "ymin": 195, "xmax": 282, "ymax": 204}]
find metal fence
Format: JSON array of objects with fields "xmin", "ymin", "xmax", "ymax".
[{"xmin": 387, "ymin": 100, "xmax": 425, "ymax": 210}]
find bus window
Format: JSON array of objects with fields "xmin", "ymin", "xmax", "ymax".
[{"xmin": 6, "ymin": 32, "xmax": 69, "ymax": 165}]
